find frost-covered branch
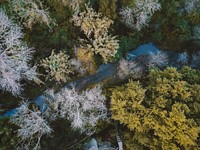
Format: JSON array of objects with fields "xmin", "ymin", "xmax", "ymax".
[
  {"xmin": 177, "ymin": 52, "xmax": 189, "ymax": 65},
  {"xmin": 117, "ymin": 59, "xmax": 143, "ymax": 79},
  {"xmin": 147, "ymin": 51, "xmax": 168, "ymax": 67},
  {"xmin": 11, "ymin": 101, "xmax": 52, "ymax": 150}
]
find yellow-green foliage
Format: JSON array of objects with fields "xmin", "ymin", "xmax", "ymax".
[
  {"xmin": 110, "ymin": 80, "xmax": 146, "ymax": 129},
  {"xmin": 40, "ymin": 50, "xmax": 74, "ymax": 82},
  {"xmin": 98, "ymin": 0, "xmax": 117, "ymax": 20},
  {"xmin": 110, "ymin": 66, "xmax": 200, "ymax": 149}
]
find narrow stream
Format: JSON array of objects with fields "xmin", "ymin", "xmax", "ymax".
[{"xmin": 1, "ymin": 43, "xmax": 199, "ymax": 117}]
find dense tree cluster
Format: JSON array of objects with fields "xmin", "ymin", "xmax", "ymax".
[
  {"xmin": 110, "ymin": 67, "xmax": 200, "ymax": 149},
  {"xmin": 0, "ymin": 0, "xmax": 200, "ymax": 149}
]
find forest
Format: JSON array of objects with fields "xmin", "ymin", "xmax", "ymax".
[{"xmin": 0, "ymin": 0, "xmax": 200, "ymax": 149}]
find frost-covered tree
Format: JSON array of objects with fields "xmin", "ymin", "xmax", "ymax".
[
  {"xmin": 40, "ymin": 50, "xmax": 75, "ymax": 82},
  {"xmin": 11, "ymin": 101, "xmax": 52, "ymax": 150},
  {"xmin": 119, "ymin": 0, "xmax": 161, "ymax": 30},
  {"xmin": 9, "ymin": 0, "xmax": 54, "ymax": 29},
  {"xmin": 72, "ymin": 5, "xmax": 119, "ymax": 63},
  {"xmin": 0, "ymin": 9, "xmax": 38, "ymax": 96},
  {"xmin": 10, "ymin": 84, "xmax": 107, "ymax": 149},
  {"xmin": 45, "ymin": 84, "xmax": 107, "ymax": 134},
  {"xmin": 117, "ymin": 51, "xmax": 168, "ymax": 79}
]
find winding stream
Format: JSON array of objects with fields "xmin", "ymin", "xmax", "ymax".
[{"xmin": 0, "ymin": 43, "xmax": 199, "ymax": 117}]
